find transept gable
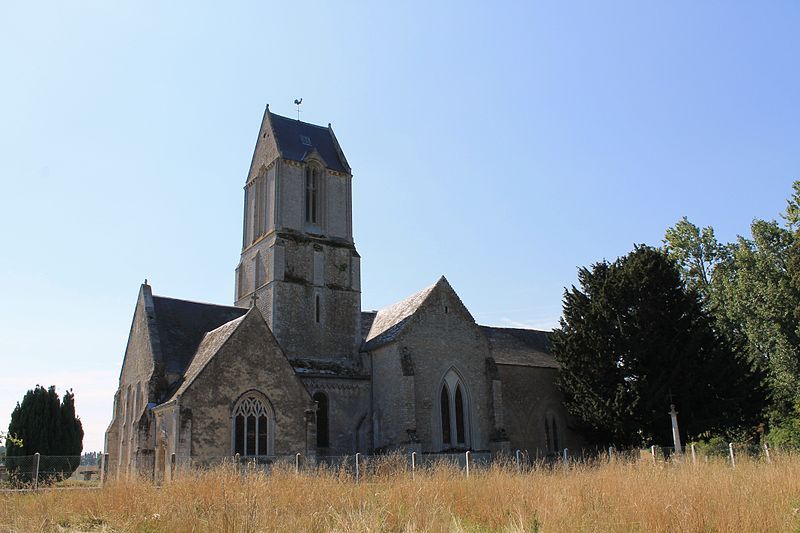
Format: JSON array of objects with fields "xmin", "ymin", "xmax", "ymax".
[
  {"xmin": 363, "ymin": 276, "xmax": 478, "ymax": 351},
  {"xmin": 118, "ymin": 282, "xmax": 161, "ymax": 384},
  {"xmin": 166, "ymin": 306, "xmax": 307, "ymax": 403}
]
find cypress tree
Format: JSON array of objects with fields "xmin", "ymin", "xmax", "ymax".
[{"xmin": 5, "ymin": 385, "xmax": 84, "ymax": 479}]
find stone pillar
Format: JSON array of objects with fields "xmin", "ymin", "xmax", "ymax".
[
  {"xmin": 304, "ymin": 408, "xmax": 317, "ymax": 461},
  {"xmin": 669, "ymin": 404, "xmax": 683, "ymax": 454}
]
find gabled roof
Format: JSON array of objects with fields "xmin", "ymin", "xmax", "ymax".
[
  {"xmin": 151, "ymin": 295, "xmax": 248, "ymax": 376},
  {"xmin": 360, "ymin": 311, "xmax": 377, "ymax": 342},
  {"xmin": 268, "ymin": 111, "xmax": 349, "ymax": 173},
  {"xmin": 169, "ymin": 311, "xmax": 249, "ymax": 399},
  {"xmin": 363, "ymin": 282, "xmax": 437, "ymax": 351},
  {"xmin": 481, "ymin": 326, "xmax": 559, "ymax": 369}
]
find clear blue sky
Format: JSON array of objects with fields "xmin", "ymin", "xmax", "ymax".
[{"xmin": 1, "ymin": 1, "xmax": 797, "ymax": 452}]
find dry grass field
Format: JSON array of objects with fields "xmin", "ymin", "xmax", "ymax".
[{"xmin": 1, "ymin": 453, "xmax": 799, "ymax": 532}]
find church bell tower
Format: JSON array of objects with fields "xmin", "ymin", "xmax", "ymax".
[{"xmin": 234, "ymin": 105, "xmax": 361, "ymax": 360}]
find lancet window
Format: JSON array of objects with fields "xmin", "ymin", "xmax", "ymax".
[
  {"xmin": 439, "ymin": 369, "xmax": 470, "ymax": 449},
  {"xmin": 544, "ymin": 412, "xmax": 560, "ymax": 453},
  {"xmin": 305, "ymin": 165, "xmax": 320, "ymax": 224}
]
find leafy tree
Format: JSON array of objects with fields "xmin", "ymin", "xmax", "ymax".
[
  {"xmin": 664, "ymin": 181, "xmax": 800, "ymax": 445},
  {"xmin": 552, "ymin": 246, "xmax": 765, "ymax": 447},
  {"xmin": 0, "ymin": 431, "xmax": 22, "ymax": 450},
  {"xmin": 6, "ymin": 385, "xmax": 84, "ymax": 479},
  {"xmin": 664, "ymin": 216, "xmax": 725, "ymax": 298}
]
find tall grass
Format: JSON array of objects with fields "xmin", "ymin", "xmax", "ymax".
[{"xmin": 1, "ymin": 453, "xmax": 799, "ymax": 532}]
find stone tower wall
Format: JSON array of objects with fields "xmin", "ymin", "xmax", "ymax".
[{"xmin": 235, "ymin": 120, "xmax": 361, "ymax": 360}]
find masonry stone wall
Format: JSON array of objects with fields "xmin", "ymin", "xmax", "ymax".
[
  {"xmin": 246, "ymin": 111, "xmax": 281, "ymax": 182},
  {"xmin": 235, "ymin": 154, "xmax": 361, "ymax": 361},
  {"xmin": 370, "ymin": 343, "xmax": 414, "ymax": 450},
  {"xmin": 371, "ymin": 285, "xmax": 500, "ymax": 453},
  {"xmin": 301, "ymin": 376, "xmax": 372, "ymax": 455},
  {"xmin": 496, "ymin": 364, "xmax": 583, "ymax": 457},
  {"xmin": 276, "ymin": 161, "xmax": 352, "ymax": 241},
  {"xmin": 178, "ymin": 313, "xmax": 314, "ymax": 462},
  {"xmin": 272, "ymin": 280, "xmax": 360, "ymax": 359},
  {"xmin": 107, "ymin": 286, "xmax": 159, "ymax": 479}
]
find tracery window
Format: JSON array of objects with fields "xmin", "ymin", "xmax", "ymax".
[
  {"xmin": 439, "ymin": 369, "xmax": 470, "ymax": 449},
  {"xmin": 232, "ymin": 394, "xmax": 273, "ymax": 457}
]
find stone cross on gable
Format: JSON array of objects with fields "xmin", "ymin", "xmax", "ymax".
[{"xmin": 250, "ymin": 292, "xmax": 259, "ymax": 307}]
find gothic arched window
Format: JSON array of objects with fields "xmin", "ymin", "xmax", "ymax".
[
  {"xmin": 313, "ymin": 392, "xmax": 329, "ymax": 449},
  {"xmin": 232, "ymin": 394, "xmax": 274, "ymax": 457},
  {"xmin": 544, "ymin": 412, "xmax": 561, "ymax": 453},
  {"xmin": 438, "ymin": 369, "xmax": 470, "ymax": 450},
  {"xmin": 305, "ymin": 165, "xmax": 320, "ymax": 224},
  {"xmin": 440, "ymin": 384, "xmax": 451, "ymax": 445}
]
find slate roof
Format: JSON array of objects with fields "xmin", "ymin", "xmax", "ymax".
[
  {"xmin": 480, "ymin": 326, "xmax": 559, "ymax": 369},
  {"xmin": 269, "ymin": 112, "xmax": 348, "ymax": 173},
  {"xmin": 169, "ymin": 313, "xmax": 248, "ymax": 399},
  {"xmin": 360, "ymin": 311, "xmax": 377, "ymax": 343},
  {"xmin": 151, "ymin": 296, "xmax": 248, "ymax": 377},
  {"xmin": 363, "ymin": 282, "xmax": 437, "ymax": 351}
]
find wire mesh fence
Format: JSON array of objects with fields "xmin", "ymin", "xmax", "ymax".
[
  {"xmin": 4, "ymin": 442, "xmax": 794, "ymax": 489},
  {"xmin": 0, "ymin": 455, "xmax": 99, "ymax": 489}
]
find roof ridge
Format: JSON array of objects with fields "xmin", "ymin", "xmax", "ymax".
[
  {"xmin": 363, "ymin": 281, "xmax": 439, "ymax": 349},
  {"xmin": 151, "ymin": 294, "xmax": 246, "ymax": 310},
  {"xmin": 480, "ymin": 325, "xmax": 552, "ymax": 334},
  {"xmin": 269, "ymin": 111, "xmax": 330, "ymax": 130},
  {"xmin": 171, "ymin": 313, "xmax": 249, "ymax": 399}
]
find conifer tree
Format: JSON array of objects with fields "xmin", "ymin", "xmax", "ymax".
[
  {"xmin": 5, "ymin": 385, "xmax": 84, "ymax": 478},
  {"xmin": 552, "ymin": 246, "xmax": 765, "ymax": 447}
]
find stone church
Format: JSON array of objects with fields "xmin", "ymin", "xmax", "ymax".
[{"xmin": 104, "ymin": 106, "xmax": 581, "ymax": 479}]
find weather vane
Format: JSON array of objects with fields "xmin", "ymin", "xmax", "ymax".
[{"xmin": 294, "ymin": 98, "xmax": 303, "ymax": 120}]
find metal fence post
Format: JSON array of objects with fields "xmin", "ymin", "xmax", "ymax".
[
  {"xmin": 355, "ymin": 453, "xmax": 360, "ymax": 483},
  {"xmin": 234, "ymin": 453, "xmax": 240, "ymax": 475},
  {"xmin": 608, "ymin": 446, "xmax": 613, "ymax": 461},
  {"xmin": 728, "ymin": 442, "xmax": 736, "ymax": 468},
  {"xmin": 411, "ymin": 451, "xmax": 416, "ymax": 480},
  {"xmin": 690, "ymin": 443, "xmax": 697, "ymax": 466},
  {"xmin": 465, "ymin": 451, "xmax": 470, "ymax": 478},
  {"xmin": 515, "ymin": 449, "xmax": 521, "ymax": 472},
  {"xmin": 170, "ymin": 453, "xmax": 176, "ymax": 480},
  {"xmin": 562, "ymin": 448, "xmax": 568, "ymax": 466},
  {"xmin": 651, "ymin": 445, "xmax": 657, "ymax": 465},
  {"xmin": 32, "ymin": 453, "xmax": 40, "ymax": 490},
  {"xmin": 295, "ymin": 452, "xmax": 301, "ymax": 474}
]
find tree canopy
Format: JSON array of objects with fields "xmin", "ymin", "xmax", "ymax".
[
  {"xmin": 552, "ymin": 246, "xmax": 765, "ymax": 447},
  {"xmin": 5, "ymin": 385, "xmax": 83, "ymax": 457},
  {"xmin": 664, "ymin": 181, "xmax": 800, "ymax": 447}
]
